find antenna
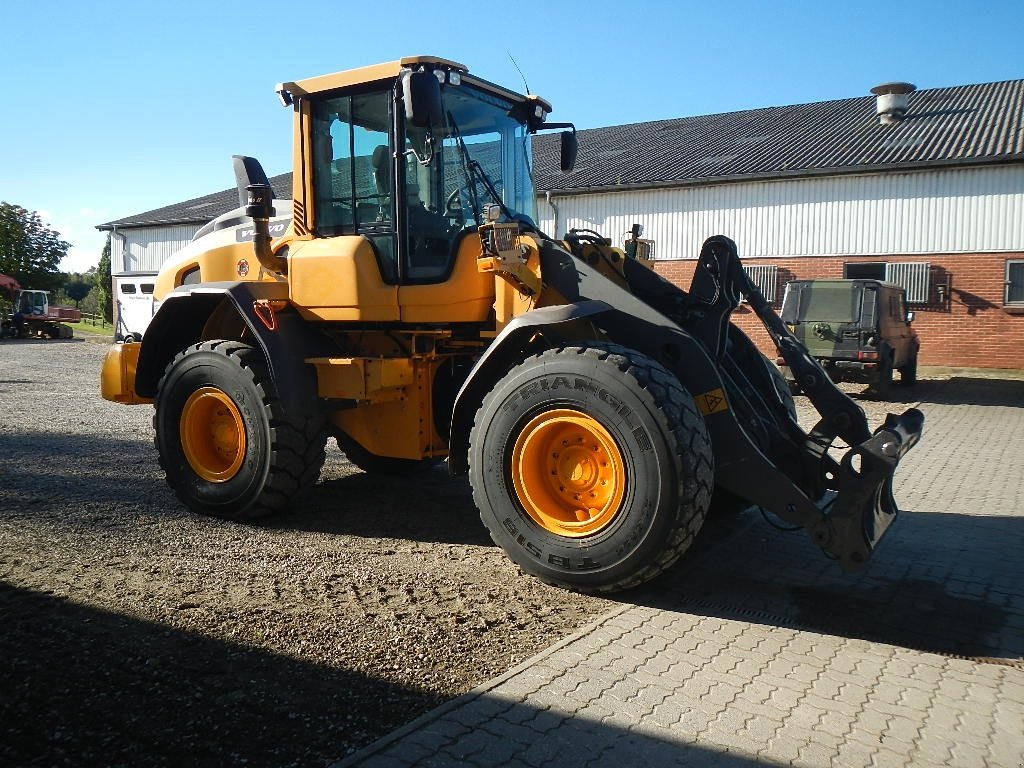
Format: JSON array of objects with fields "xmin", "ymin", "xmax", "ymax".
[{"xmin": 507, "ymin": 52, "xmax": 531, "ymax": 95}]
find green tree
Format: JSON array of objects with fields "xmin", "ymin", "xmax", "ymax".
[
  {"xmin": 65, "ymin": 273, "xmax": 92, "ymax": 307},
  {"xmin": 95, "ymin": 234, "xmax": 113, "ymax": 322},
  {"xmin": 0, "ymin": 202, "xmax": 69, "ymax": 292},
  {"xmin": 79, "ymin": 285, "xmax": 100, "ymax": 317}
]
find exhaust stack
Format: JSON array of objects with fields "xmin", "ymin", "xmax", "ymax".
[{"xmin": 871, "ymin": 82, "xmax": 916, "ymax": 124}]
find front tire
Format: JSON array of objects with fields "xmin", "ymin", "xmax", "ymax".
[
  {"xmin": 154, "ymin": 340, "xmax": 327, "ymax": 521},
  {"xmin": 469, "ymin": 343, "xmax": 713, "ymax": 593}
]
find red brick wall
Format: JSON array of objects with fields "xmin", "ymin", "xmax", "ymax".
[{"xmin": 653, "ymin": 253, "xmax": 1024, "ymax": 369}]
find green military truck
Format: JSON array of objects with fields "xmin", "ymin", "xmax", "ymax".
[{"xmin": 779, "ymin": 279, "xmax": 920, "ymax": 395}]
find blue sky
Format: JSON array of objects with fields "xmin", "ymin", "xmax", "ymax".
[{"xmin": 2, "ymin": 0, "xmax": 1022, "ymax": 272}]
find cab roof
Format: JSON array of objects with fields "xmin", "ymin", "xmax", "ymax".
[{"xmin": 276, "ymin": 56, "xmax": 551, "ymax": 114}]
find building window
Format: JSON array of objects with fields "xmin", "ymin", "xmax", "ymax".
[
  {"xmin": 1007, "ymin": 260, "xmax": 1024, "ymax": 305},
  {"xmin": 120, "ymin": 284, "xmax": 136, "ymax": 294},
  {"xmin": 843, "ymin": 262, "xmax": 886, "ymax": 280},
  {"xmin": 140, "ymin": 284, "xmax": 155, "ymax": 294},
  {"xmin": 843, "ymin": 261, "xmax": 930, "ymax": 304},
  {"xmin": 743, "ymin": 264, "xmax": 779, "ymax": 303},
  {"xmin": 885, "ymin": 263, "xmax": 930, "ymax": 303}
]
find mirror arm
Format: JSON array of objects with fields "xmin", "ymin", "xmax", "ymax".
[{"xmin": 537, "ymin": 122, "xmax": 575, "ymax": 132}]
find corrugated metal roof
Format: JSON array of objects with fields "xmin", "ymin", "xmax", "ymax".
[
  {"xmin": 98, "ymin": 173, "xmax": 292, "ymax": 229},
  {"xmin": 534, "ymin": 79, "xmax": 1024, "ymax": 193},
  {"xmin": 100, "ymin": 78, "xmax": 1024, "ymax": 228}
]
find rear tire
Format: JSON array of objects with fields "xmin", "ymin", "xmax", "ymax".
[
  {"xmin": 154, "ymin": 340, "xmax": 328, "ymax": 521},
  {"xmin": 469, "ymin": 343, "xmax": 713, "ymax": 593}
]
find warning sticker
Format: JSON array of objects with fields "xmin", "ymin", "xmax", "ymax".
[{"xmin": 694, "ymin": 388, "xmax": 728, "ymax": 416}]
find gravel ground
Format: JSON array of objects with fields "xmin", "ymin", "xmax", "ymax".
[{"xmin": 0, "ymin": 338, "xmax": 902, "ymax": 767}]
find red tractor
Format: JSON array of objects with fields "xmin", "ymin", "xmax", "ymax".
[{"xmin": 0, "ymin": 273, "xmax": 80, "ymax": 339}]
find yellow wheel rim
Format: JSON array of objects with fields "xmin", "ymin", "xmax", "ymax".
[
  {"xmin": 179, "ymin": 387, "xmax": 246, "ymax": 483},
  {"xmin": 511, "ymin": 409, "xmax": 626, "ymax": 537}
]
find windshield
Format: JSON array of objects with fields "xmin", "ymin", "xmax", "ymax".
[
  {"xmin": 783, "ymin": 282, "xmax": 863, "ymax": 324},
  {"xmin": 407, "ymin": 83, "xmax": 535, "ymax": 226},
  {"xmin": 308, "ymin": 80, "xmax": 538, "ymax": 285}
]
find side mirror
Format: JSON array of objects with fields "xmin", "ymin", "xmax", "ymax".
[
  {"xmin": 560, "ymin": 129, "xmax": 578, "ymax": 173},
  {"xmin": 402, "ymin": 70, "xmax": 442, "ymax": 129}
]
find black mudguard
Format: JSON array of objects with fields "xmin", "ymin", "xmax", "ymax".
[{"xmin": 135, "ymin": 281, "xmax": 333, "ymax": 415}]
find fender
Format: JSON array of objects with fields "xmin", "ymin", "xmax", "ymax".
[
  {"xmin": 135, "ymin": 281, "xmax": 334, "ymax": 415},
  {"xmin": 449, "ymin": 240, "xmax": 829, "ymax": 540},
  {"xmin": 448, "ymin": 300, "xmax": 613, "ymax": 474}
]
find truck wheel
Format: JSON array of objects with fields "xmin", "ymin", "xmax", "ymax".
[
  {"xmin": 870, "ymin": 357, "xmax": 894, "ymax": 399},
  {"xmin": 154, "ymin": 340, "xmax": 328, "ymax": 521},
  {"xmin": 899, "ymin": 354, "xmax": 918, "ymax": 386},
  {"xmin": 469, "ymin": 343, "xmax": 713, "ymax": 593},
  {"xmin": 335, "ymin": 431, "xmax": 439, "ymax": 475}
]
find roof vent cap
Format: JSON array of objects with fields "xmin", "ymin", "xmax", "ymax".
[{"xmin": 870, "ymin": 82, "xmax": 916, "ymax": 124}]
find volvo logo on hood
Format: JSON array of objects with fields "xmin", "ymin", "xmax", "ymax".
[{"xmin": 236, "ymin": 219, "xmax": 289, "ymax": 242}]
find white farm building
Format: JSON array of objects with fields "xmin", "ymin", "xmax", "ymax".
[{"xmin": 98, "ymin": 78, "xmax": 1024, "ymax": 367}]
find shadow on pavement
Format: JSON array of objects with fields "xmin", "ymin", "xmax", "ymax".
[
  {"xmin": 0, "ymin": 431, "xmax": 490, "ymax": 545},
  {"xmin": 2, "ymin": 581, "xmax": 776, "ymax": 768},
  {"xmin": 344, "ymin": 693, "xmax": 777, "ymax": 768},
  {"xmin": 284, "ymin": 457, "xmax": 492, "ymax": 547},
  {"xmin": 847, "ymin": 376, "xmax": 1024, "ymax": 407},
  {"xmin": 0, "ymin": 432, "xmax": 178, "ymax": 526},
  {"xmin": 0, "ymin": 582, "xmax": 439, "ymax": 768},
  {"xmin": 639, "ymin": 507, "xmax": 1023, "ymax": 661}
]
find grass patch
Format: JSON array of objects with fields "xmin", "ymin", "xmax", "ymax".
[{"xmin": 68, "ymin": 320, "xmax": 113, "ymax": 337}]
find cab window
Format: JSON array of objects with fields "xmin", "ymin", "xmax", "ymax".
[{"xmin": 312, "ymin": 91, "xmax": 396, "ymax": 282}]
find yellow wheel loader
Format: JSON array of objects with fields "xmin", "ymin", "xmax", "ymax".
[{"xmin": 101, "ymin": 57, "xmax": 923, "ymax": 593}]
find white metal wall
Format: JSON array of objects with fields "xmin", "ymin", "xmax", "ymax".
[
  {"xmin": 110, "ymin": 224, "xmax": 202, "ymax": 275},
  {"xmin": 537, "ymin": 165, "xmax": 1024, "ymax": 259}
]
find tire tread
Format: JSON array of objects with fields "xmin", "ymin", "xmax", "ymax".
[
  {"xmin": 469, "ymin": 342, "xmax": 713, "ymax": 594},
  {"xmin": 153, "ymin": 340, "xmax": 328, "ymax": 521}
]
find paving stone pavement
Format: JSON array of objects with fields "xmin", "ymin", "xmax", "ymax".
[{"xmin": 337, "ymin": 377, "xmax": 1024, "ymax": 768}]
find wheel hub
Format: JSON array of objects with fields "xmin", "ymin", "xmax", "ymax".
[
  {"xmin": 511, "ymin": 409, "xmax": 625, "ymax": 537},
  {"xmin": 179, "ymin": 387, "xmax": 247, "ymax": 483}
]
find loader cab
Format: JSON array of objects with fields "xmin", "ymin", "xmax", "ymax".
[{"xmin": 281, "ymin": 57, "xmax": 554, "ymax": 324}]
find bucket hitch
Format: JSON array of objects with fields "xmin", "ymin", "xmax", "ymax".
[{"xmin": 687, "ymin": 236, "xmax": 925, "ymax": 570}]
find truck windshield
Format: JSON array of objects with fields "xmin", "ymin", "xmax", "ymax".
[
  {"xmin": 406, "ymin": 83, "xmax": 536, "ymax": 226},
  {"xmin": 784, "ymin": 283, "xmax": 863, "ymax": 324},
  {"xmin": 400, "ymin": 81, "xmax": 536, "ymax": 281}
]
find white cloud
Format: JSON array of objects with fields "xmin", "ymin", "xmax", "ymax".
[{"xmin": 34, "ymin": 207, "xmax": 111, "ymax": 273}]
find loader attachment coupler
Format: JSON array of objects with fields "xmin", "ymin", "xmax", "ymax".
[
  {"xmin": 684, "ymin": 236, "xmax": 925, "ymax": 570},
  {"xmin": 817, "ymin": 407, "xmax": 924, "ymax": 570}
]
